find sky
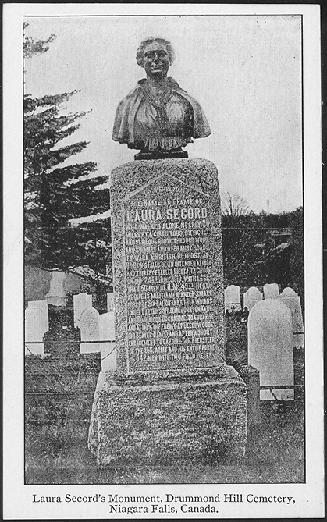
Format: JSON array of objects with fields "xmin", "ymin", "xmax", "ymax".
[{"xmin": 25, "ymin": 15, "xmax": 302, "ymax": 213}]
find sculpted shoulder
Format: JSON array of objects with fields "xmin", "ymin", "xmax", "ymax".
[{"xmin": 115, "ymin": 84, "xmax": 144, "ymax": 113}]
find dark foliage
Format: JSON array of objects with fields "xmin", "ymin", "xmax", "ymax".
[
  {"xmin": 288, "ymin": 208, "xmax": 304, "ymax": 304},
  {"xmin": 24, "ymin": 27, "xmax": 110, "ymax": 275},
  {"xmin": 222, "ymin": 208, "xmax": 304, "ymax": 297}
]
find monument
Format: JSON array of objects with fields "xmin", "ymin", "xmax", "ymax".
[{"xmin": 88, "ymin": 37, "xmax": 247, "ymax": 466}]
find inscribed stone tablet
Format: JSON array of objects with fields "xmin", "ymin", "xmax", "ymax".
[{"xmin": 111, "ymin": 159, "xmax": 225, "ymax": 375}]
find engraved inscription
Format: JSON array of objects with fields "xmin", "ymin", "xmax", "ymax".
[{"xmin": 124, "ymin": 189, "xmax": 218, "ymax": 371}]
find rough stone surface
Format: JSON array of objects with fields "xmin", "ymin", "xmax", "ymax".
[
  {"xmin": 88, "ymin": 158, "xmax": 247, "ymax": 465},
  {"xmin": 248, "ymin": 299, "xmax": 294, "ymax": 400},
  {"xmin": 88, "ymin": 365, "xmax": 247, "ymax": 465},
  {"xmin": 111, "ymin": 158, "xmax": 225, "ymax": 376}
]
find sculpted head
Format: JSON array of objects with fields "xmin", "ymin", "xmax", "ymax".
[{"xmin": 136, "ymin": 37, "xmax": 175, "ymax": 80}]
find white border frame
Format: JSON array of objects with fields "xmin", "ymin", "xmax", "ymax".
[{"xmin": 3, "ymin": 3, "xmax": 323, "ymax": 519}]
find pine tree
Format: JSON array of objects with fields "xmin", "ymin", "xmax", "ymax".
[{"xmin": 24, "ymin": 25, "xmax": 110, "ymax": 279}]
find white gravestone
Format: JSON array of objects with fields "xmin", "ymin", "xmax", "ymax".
[
  {"xmin": 73, "ymin": 293, "xmax": 93, "ymax": 328},
  {"xmin": 263, "ymin": 283, "xmax": 279, "ymax": 300},
  {"xmin": 99, "ymin": 312, "xmax": 116, "ymax": 372},
  {"xmin": 224, "ymin": 285, "xmax": 241, "ymax": 312},
  {"xmin": 243, "ymin": 286, "xmax": 263, "ymax": 311},
  {"xmin": 25, "ymin": 300, "xmax": 48, "ymax": 356},
  {"xmin": 79, "ymin": 307, "xmax": 100, "ymax": 353},
  {"xmin": 279, "ymin": 287, "xmax": 304, "ymax": 349},
  {"xmin": 107, "ymin": 293, "xmax": 114, "ymax": 312},
  {"xmin": 248, "ymin": 299, "xmax": 294, "ymax": 400},
  {"xmin": 45, "ymin": 270, "xmax": 66, "ymax": 306}
]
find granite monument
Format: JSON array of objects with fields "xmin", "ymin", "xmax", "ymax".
[{"xmin": 88, "ymin": 38, "xmax": 247, "ymax": 466}]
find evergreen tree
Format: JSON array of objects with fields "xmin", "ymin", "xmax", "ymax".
[{"xmin": 24, "ymin": 25, "xmax": 110, "ymax": 278}]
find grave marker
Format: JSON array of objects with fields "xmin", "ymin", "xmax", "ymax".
[
  {"xmin": 25, "ymin": 300, "xmax": 48, "ymax": 356},
  {"xmin": 73, "ymin": 293, "xmax": 92, "ymax": 328},
  {"xmin": 243, "ymin": 286, "xmax": 263, "ymax": 311},
  {"xmin": 79, "ymin": 307, "xmax": 100, "ymax": 353},
  {"xmin": 248, "ymin": 299, "xmax": 294, "ymax": 400},
  {"xmin": 45, "ymin": 270, "xmax": 66, "ymax": 306},
  {"xmin": 225, "ymin": 285, "xmax": 241, "ymax": 312},
  {"xmin": 279, "ymin": 287, "xmax": 304, "ymax": 348},
  {"xmin": 263, "ymin": 283, "xmax": 279, "ymax": 300}
]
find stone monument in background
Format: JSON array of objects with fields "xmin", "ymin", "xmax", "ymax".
[
  {"xmin": 88, "ymin": 37, "xmax": 247, "ymax": 466},
  {"xmin": 248, "ymin": 299, "xmax": 294, "ymax": 400}
]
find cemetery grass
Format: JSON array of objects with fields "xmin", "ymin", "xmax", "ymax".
[{"xmin": 25, "ymin": 319, "xmax": 305, "ymax": 485}]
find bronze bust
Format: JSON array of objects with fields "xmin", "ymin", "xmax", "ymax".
[{"xmin": 112, "ymin": 37, "xmax": 211, "ymax": 159}]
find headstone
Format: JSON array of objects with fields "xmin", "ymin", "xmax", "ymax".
[
  {"xmin": 73, "ymin": 293, "xmax": 92, "ymax": 328},
  {"xmin": 243, "ymin": 286, "xmax": 263, "ymax": 311},
  {"xmin": 45, "ymin": 270, "xmax": 66, "ymax": 306},
  {"xmin": 107, "ymin": 293, "xmax": 114, "ymax": 312},
  {"xmin": 88, "ymin": 158, "xmax": 247, "ymax": 465},
  {"xmin": 248, "ymin": 299, "xmax": 294, "ymax": 400},
  {"xmin": 263, "ymin": 283, "xmax": 279, "ymax": 300},
  {"xmin": 99, "ymin": 312, "xmax": 116, "ymax": 371},
  {"xmin": 79, "ymin": 307, "xmax": 100, "ymax": 354},
  {"xmin": 224, "ymin": 285, "xmax": 241, "ymax": 312},
  {"xmin": 25, "ymin": 300, "xmax": 48, "ymax": 356},
  {"xmin": 279, "ymin": 287, "xmax": 304, "ymax": 348}
]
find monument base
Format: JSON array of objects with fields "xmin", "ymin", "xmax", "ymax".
[
  {"xmin": 134, "ymin": 150, "xmax": 188, "ymax": 160},
  {"xmin": 88, "ymin": 365, "xmax": 247, "ymax": 467}
]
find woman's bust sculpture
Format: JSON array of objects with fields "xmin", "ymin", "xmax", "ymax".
[{"xmin": 112, "ymin": 37, "xmax": 211, "ymax": 159}]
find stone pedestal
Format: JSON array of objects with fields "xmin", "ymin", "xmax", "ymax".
[
  {"xmin": 88, "ymin": 159, "xmax": 247, "ymax": 465},
  {"xmin": 88, "ymin": 366, "xmax": 246, "ymax": 465}
]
